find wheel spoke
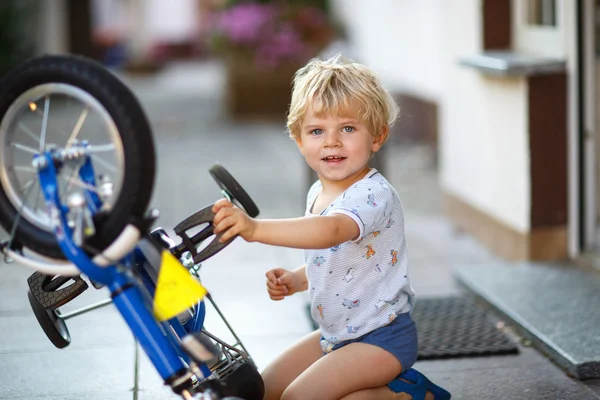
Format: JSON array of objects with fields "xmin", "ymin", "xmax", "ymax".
[
  {"xmin": 90, "ymin": 154, "xmax": 117, "ymax": 172},
  {"xmin": 39, "ymin": 95, "xmax": 50, "ymax": 152},
  {"xmin": 18, "ymin": 122, "xmax": 40, "ymax": 144},
  {"xmin": 11, "ymin": 142, "xmax": 38, "ymax": 155},
  {"xmin": 88, "ymin": 143, "xmax": 116, "ymax": 153},
  {"xmin": 66, "ymin": 106, "xmax": 89, "ymax": 148},
  {"xmin": 65, "ymin": 176, "xmax": 101, "ymax": 195},
  {"xmin": 35, "ymin": 108, "xmax": 70, "ymax": 138},
  {"xmin": 20, "ymin": 178, "xmax": 36, "ymax": 192},
  {"xmin": 6, "ymin": 175, "xmax": 38, "ymax": 251},
  {"xmin": 14, "ymin": 166, "xmax": 37, "ymax": 174},
  {"xmin": 59, "ymin": 165, "xmax": 81, "ymax": 203}
]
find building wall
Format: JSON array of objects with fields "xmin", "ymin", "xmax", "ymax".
[
  {"xmin": 440, "ymin": 0, "xmax": 531, "ymax": 233},
  {"xmin": 333, "ymin": 0, "xmax": 532, "ymax": 233},
  {"xmin": 36, "ymin": 0, "xmax": 69, "ymax": 54},
  {"xmin": 330, "ymin": 0, "xmax": 443, "ymax": 101}
]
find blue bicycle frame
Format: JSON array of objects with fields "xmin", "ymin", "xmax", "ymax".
[{"xmin": 34, "ymin": 149, "xmax": 213, "ymax": 390}]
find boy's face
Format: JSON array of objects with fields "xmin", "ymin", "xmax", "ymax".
[{"xmin": 295, "ymin": 105, "xmax": 387, "ymax": 187}]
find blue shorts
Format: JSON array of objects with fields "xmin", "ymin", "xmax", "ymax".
[{"xmin": 322, "ymin": 312, "xmax": 418, "ymax": 372}]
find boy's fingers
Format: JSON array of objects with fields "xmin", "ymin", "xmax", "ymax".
[
  {"xmin": 266, "ymin": 281, "xmax": 288, "ymax": 293},
  {"xmin": 265, "ymin": 270, "xmax": 277, "ymax": 283},
  {"xmin": 212, "ymin": 198, "xmax": 232, "ymax": 213},
  {"xmin": 219, "ymin": 223, "xmax": 239, "ymax": 242},
  {"xmin": 212, "ymin": 208, "xmax": 232, "ymax": 229},
  {"xmin": 213, "ymin": 213, "xmax": 233, "ymax": 234}
]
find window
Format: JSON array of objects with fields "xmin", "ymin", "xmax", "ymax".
[{"xmin": 527, "ymin": 0, "xmax": 557, "ymax": 26}]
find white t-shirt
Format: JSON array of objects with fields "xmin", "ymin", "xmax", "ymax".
[{"xmin": 304, "ymin": 169, "xmax": 416, "ymax": 345}]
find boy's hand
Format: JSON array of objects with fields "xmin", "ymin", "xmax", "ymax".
[
  {"xmin": 265, "ymin": 268, "xmax": 301, "ymax": 301},
  {"xmin": 212, "ymin": 198, "xmax": 257, "ymax": 242}
]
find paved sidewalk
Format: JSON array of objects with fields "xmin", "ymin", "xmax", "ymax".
[{"xmin": 1, "ymin": 60, "xmax": 599, "ymax": 399}]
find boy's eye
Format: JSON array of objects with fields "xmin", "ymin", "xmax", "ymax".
[
  {"xmin": 342, "ymin": 126, "xmax": 355, "ymax": 133},
  {"xmin": 310, "ymin": 129, "xmax": 323, "ymax": 135}
]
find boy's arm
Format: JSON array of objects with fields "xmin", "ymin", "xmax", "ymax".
[
  {"xmin": 293, "ymin": 264, "xmax": 308, "ymax": 291},
  {"xmin": 253, "ymin": 215, "xmax": 358, "ymax": 249},
  {"xmin": 212, "ymin": 199, "xmax": 359, "ymax": 249}
]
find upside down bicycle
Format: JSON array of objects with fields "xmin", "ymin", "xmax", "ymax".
[{"xmin": 0, "ymin": 54, "xmax": 264, "ymax": 400}]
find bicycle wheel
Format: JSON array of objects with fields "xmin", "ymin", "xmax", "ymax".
[{"xmin": 0, "ymin": 54, "xmax": 156, "ymax": 259}]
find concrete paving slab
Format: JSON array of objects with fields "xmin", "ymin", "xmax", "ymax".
[
  {"xmin": 455, "ymin": 262, "xmax": 600, "ymax": 379},
  {"xmin": 587, "ymin": 380, "xmax": 600, "ymax": 396},
  {"xmin": 419, "ymin": 362, "xmax": 600, "ymax": 400},
  {"xmin": 0, "ymin": 346, "xmax": 135, "ymax": 399},
  {"xmin": 0, "ymin": 308, "xmax": 132, "ymax": 353}
]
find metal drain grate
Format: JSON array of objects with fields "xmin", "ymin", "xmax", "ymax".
[{"xmin": 413, "ymin": 296, "xmax": 518, "ymax": 360}]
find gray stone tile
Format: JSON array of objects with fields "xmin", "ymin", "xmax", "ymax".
[
  {"xmin": 6, "ymin": 394, "xmax": 134, "ymax": 400},
  {"xmin": 0, "ymin": 262, "xmax": 37, "ymax": 314},
  {"xmin": 455, "ymin": 262, "xmax": 600, "ymax": 379},
  {"xmin": 136, "ymin": 349, "xmax": 181, "ymax": 399},
  {"xmin": 0, "ymin": 346, "xmax": 135, "ymax": 398},
  {"xmin": 585, "ymin": 379, "xmax": 600, "ymax": 396},
  {"xmin": 417, "ymin": 362, "xmax": 600, "ymax": 400},
  {"xmin": 198, "ymin": 258, "xmax": 314, "ymax": 338},
  {"xmin": 0, "ymin": 308, "xmax": 134, "ymax": 353}
]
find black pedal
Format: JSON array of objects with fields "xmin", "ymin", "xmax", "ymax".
[{"xmin": 27, "ymin": 271, "xmax": 88, "ymax": 309}]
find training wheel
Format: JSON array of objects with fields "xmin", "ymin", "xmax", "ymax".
[{"xmin": 27, "ymin": 290, "xmax": 70, "ymax": 348}]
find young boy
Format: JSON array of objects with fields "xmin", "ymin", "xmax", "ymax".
[{"xmin": 212, "ymin": 55, "xmax": 449, "ymax": 400}]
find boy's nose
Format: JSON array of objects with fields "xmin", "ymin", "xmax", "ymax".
[{"xmin": 323, "ymin": 132, "xmax": 342, "ymax": 148}]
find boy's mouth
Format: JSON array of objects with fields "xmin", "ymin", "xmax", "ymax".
[{"xmin": 322, "ymin": 155, "xmax": 347, "ymax": 162}]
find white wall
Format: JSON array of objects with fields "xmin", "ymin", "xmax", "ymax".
[
  {"xmin": 512, "ymin": 0, "xmax": 566, "ymax": 58},
  {"xmin": 440, "ymin": 0, "xmax": 531, "ymax": 232},
  {"xmin": 330, "ymin": 0, "xmax": 443, "ymax": 101},
  {"xmin": 332, "ymin": 0, "xmax": 533, "ymax": 233},
  {"xmin": 36, "ymin": 0, "xmax": 68, "ymax": 54}
]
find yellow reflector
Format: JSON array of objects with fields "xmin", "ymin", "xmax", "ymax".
[{"xmin": 153, "ymin": 250, "xmax": 207, "ymax": 321}]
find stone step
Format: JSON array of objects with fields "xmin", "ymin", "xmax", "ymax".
[{"xmin": 453, "ymin": 262, "xmax": 600, "ymax": 379}]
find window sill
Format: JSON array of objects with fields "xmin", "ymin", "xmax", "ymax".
[{"xmin": 459, "ymin": 51, "xmax": 566, "ymax": 77}]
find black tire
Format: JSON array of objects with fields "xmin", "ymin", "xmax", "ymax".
[
  {"xmin": 0, "ymin": 54, "xmax": 155, "ymax": 259},
  {"xmin": 27, "ymin": 290, "xmax": 71, "ymax": 349},
  {"xmin": 209, "ymin": 164, "xmax": 259, "ymax": 218}
]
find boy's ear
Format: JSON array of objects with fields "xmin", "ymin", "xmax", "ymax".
[{"xmin": 371, "ymin": 126, "xmax": 389, "ymax": 152}]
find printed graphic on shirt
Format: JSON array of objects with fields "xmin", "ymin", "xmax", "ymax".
[
  {"xmin": 313, "ymin": 256, "xmax": 326, "ymax": 267},
  {"xmin": 321, "ymin": 339, "xmax": 335, "ymax": 353},
  {"xmin": 386, "ymin": 218, "xmax": 394, "ymax": 228},
  {"xmin": 346, "ymin": 325, "xmax": 361, "ymax": 334},
  {"xmin": 375, "ymin": 291, "xmax": 403, "ymax": 309},
  {"xmin": 330, "ymin": 244, "xmax": 341, "ymax": 252},
  {"xmin": 343, "ymin": 268, "xmax": 356, "ymax": 283},
  {"xmin": 367, "ymin": 193, "xmax": 377, "ymax": 207},
  {"xmin": 390, "ymin": 250, "xmax": 398, "ymax": 266},
  {"xmin": 342, "ymin": 298, "xmax": 360, "ymax": 309},
  {"xmin": 365, "ymin": 244, "xmax": 376, "ymax": 259},
  {"xmin": 317, "ymin": 304, "xmax": 324, "ymax": 319}
]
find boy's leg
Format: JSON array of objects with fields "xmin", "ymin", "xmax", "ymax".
[
  {"xmin": 261, "ymin": 329, "xmax": 323, "ymax": 400},
  {"xmin": 281, "ymin": 341, "xmax": 403, "ymax": 400}
]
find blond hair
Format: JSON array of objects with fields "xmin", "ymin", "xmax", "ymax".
[{"xmin": 286, "ymin": 54, "xmax": 399, "ymax": 140}]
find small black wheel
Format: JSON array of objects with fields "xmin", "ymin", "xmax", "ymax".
[
  {"xmin": 27, "ymin": 290, "xmax": 70, "ymax": 348},
  {"xmin": 209, "ymin": 164, "xmax": 259, "ymax": 218},
  {"xmin": 0, "ymin": 54, "xmax": 156, "ymax": 258}
]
